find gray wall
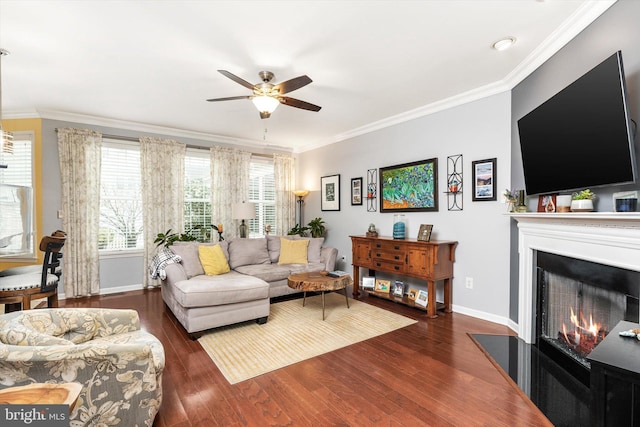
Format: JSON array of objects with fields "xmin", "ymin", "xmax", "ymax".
[
  {"xmin": 298, "ymin": 91, "xmax": 514, "ymax": 323},
  {"xmin": 510, "ymin": 0, "xmax": 640, "ymax": 321}
]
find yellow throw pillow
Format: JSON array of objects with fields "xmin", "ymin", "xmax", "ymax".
[
  {"xmin": 198, "ymin": 244, "xmax": 230, "ymax": 275},
  {"xmin": 278, "ymin": 238, "xmax": 309, "ymax": 264}
]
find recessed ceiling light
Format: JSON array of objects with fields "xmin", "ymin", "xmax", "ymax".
[{"xmin": 492, "ymin": 37, "xmax": 516, "ymax": 51}]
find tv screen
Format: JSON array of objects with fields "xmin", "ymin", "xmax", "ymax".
[{"xmin": 517, "ymin": 51, "xmax": 636, "ymax": 196}]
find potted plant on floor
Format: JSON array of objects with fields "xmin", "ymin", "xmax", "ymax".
[{"xmin": 571, "ymin": 189, "xmax": 596, "ymax": 212}]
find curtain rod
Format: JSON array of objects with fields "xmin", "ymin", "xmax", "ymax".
[{"xmin": 54, "ymin": 128, "xmax": 276, "ymax": 158}]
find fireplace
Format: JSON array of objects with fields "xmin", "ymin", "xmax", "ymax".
[
  {"xmin": 535, "ymin": 251, "xmax": 640, "ymax": 384},
  {"xmin": 513, "ymin": 212, "xmax": 640, "ymax": 347}
]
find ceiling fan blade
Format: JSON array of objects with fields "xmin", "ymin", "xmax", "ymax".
[
  {"xmin": 274, "ymin": 75, "xmax": 312, "ymax": 94},
  {"xmin": 206, "ymin": 95, "xmax": 252, "ymax": 102},
  {"xmin": 218, "ymin": 70, "xmax": 255, "ymax": 90},
  {"xmin": 279, "ymin": 96, "xmax": 321, "ymax": 112}
]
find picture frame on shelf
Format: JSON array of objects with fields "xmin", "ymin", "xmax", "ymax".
[
  {"xmin": 408, "ymin": 288, "xmax": 419, "ymax": 301},
  {"xmin": 415, "ymin": 289, "xmax": 428, "ymax": 307},
  {"xmin": 380, "ymin": 158, "xmax": 438, "ymax": 212},
  {"xmin": 374, "ymin": 279, "xmax": 391, "ymax": 293},
  {"xmin": 362, "ymin": 276, "xmax": 375, "ymax": 290},
  {"xmin": 351, "ymin": 177, "xmax": 363, "ymax": 206},
  {"xmin": 417, "ymin": 224, "xmax": 433, "ymax": 242},
  {"xmin": 321, "ymin": 174, "xmax": 340, "ymax": 211},
  {"xmin": 537, "ymin": 194, "xmax": 557, "ymax": 213},
  {"xmin": 471, "ymin": 158, "xmax": 497, "ymax": 201},
  {"xmin": 392, "ymin": 280, "xmax": 404, "ymax": 297}
]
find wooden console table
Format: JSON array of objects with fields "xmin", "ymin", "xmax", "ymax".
[{"xmin": 350, "ymin": 235, "xmax": 457, "ymax": 318}]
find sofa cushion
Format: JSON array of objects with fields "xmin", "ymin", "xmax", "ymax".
[
  {"xmin": 234, "ymin": 264, "xmax": 293, "ymax": 283},
  {"xmin": 172, "ymin": 271, "xmax": 269, "ymax": 307},
  {"xmin": 266, "ymin": 235, "xmax": 324, "ymax": 263},
  {"xmin": 278, "ymin": 238, "xmax": 309, "ymax": 264},
  {"xmin": 169, "ymin": 244, "xmax": 204, "ymax": 278},
  {"xmin": 199, "ymin": 244, "xmax": 230, "ymax": 275},
  {"xmin": 228, "ymin": 238, "xmax": 270, "ymax": 269}
]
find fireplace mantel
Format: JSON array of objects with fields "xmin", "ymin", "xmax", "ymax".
[{"xmin": 511, "ymin": 212, "xmax": 640, "ymax": 343}]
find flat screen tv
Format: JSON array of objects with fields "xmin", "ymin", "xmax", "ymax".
[{"xmin": 517, "ymin": 51, "xmax": 636, "ymax": 196}]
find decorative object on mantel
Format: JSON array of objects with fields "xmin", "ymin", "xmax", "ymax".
[
  {"xmin": 393, "ymin": 214, "xmax": 406, "ymax": 239},
  {"xmin": 366, "ymin": 223, "xmax": 378, "ymax": 238},
  {"xmin": 537, "ymin": 194, "xmax": 556, "ymax": 213},
  {"xmin": 515, "ymin": 189, "xmax": 528, "ymax": 212},
  {"xmin": 503, "ymin": 189, "xmax": 518, "ymax": 213},
  {"xmin": 613, "ymin": 191, "xmax": 638, "ymax": 212},
  {"xmin": 571, "ymin": 189, "xmax": 596, "ymax": 212},
  {"xmin": 556, "ymin": 195, "xmax": 572, "ymax": 213},
  {"xmin": 445, "ymin": 154, "xmax": 463, "ymax": 211}
]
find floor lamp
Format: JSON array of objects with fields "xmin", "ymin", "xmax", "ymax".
[
  {"xmin": 232, "ymin": 201, "xmax": 256, "ymax": 238},
  {"xmin": 293, "ymin": 190, "xmax": 309, "ymax": 226}
]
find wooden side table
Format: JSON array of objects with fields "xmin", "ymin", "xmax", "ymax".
[
  {"xmin": 287, "ymin": 271, "xmax": 352, "ymax": 320},
  {"xmin": 0, "ymin": 383, "xmax": 82, "ymax": 410}
]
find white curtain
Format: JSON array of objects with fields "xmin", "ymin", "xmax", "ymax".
[
  {"xmin": 210, "ymin": 146, "xmax": 251, "ymax": 240},
  {"xmin": 140, "ymin": 136, "xmax": 186, "ymax": 288},
  {"xmin": 273, "ymin": 154, "xmax": 296, "ymax": 235},
  {"xmin": 57, "ymin": 128, "xmax": 102, "ymax": 297}
]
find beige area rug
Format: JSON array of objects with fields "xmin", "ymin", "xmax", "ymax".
[{"xmin": 198, "ymin": 292, "xmax": 417, "ymax": 384}]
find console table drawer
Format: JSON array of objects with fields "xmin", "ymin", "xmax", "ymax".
[
  {"xmin": 372, "ymin": 259, "xmax": 405, "ymax": 273},
  {"xmin": 373, "ymin": 250, "xmax": 405, "ymax": 262},
  {"xmin": 374, "ymin": 241, "xmax": 404, "ymax": 252}
]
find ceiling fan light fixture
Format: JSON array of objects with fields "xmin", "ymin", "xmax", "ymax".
[{"xmin": 252, "ymin": 95, "xmax": 280, "ymax": 116}]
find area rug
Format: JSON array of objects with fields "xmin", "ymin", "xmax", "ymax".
[{"xmin": 198, "ymin": 292, "xmax": 417, "ymax": 384}]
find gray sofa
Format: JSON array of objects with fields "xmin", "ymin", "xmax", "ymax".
[{"xmin": 161, "ymin": 235, "xmax": 337, "ymax": 334}]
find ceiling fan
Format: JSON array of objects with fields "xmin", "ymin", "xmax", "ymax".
[{"xmin": 207, "ymin": 70, "xmax": 322, "ymax": 119}]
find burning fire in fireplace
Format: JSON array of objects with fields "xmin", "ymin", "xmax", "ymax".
[{"xmin": 558, "ymin": 306, "xmax": 607, "ymax": 358}]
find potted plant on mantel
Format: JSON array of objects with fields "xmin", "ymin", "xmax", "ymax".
[{"xmin": 571, "ymin": 189, "xmax": 596, "ymax": 212}]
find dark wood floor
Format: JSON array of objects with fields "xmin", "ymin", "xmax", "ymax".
[{"xmin": 61, "ymin": 289, "xmax": 553, "ymax": 427}]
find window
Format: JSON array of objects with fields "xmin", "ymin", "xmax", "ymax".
[
  {"xmin": 248, "ymin": 157, "xmax": 275, "ymax": 237},
  {"xmin": 184, "ymin": 149, "xmax": 211, "ymax": 240},
  {"xmin": 99, "ymin": 140, "xmax": 143, "ymax": 251},
  {"xmin": 0, "ymin": 131, "xmax": 35, "ymax": 258}
]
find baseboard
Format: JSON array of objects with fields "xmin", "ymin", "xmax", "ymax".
[
  {"xmin": 451, "ymin": 303, "xmax": 517, "ymax": 334},
  {"xmin": 59, "ymin": 283, "xmax": 144, "ymax": 300}
]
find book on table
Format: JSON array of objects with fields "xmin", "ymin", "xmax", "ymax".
[{"xmin": 327, "ymin": 270, "xmax": 349, "ymax": 278}]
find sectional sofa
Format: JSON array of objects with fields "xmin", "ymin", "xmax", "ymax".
[{"xmin": 161, "ymin": 235, "xmax": 337, "ymax": 334}]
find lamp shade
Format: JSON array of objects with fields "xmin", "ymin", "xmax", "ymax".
[
  {"xmin": 292, "ymin": 189, "xmax": 310, "ymax": 198},
  {"xmin": 252, "ymin": 96, "xmax": 280, "ymax": 114},
  {"xmin": 232, "ymin": 202, "xmax": 256, "ymax": 220}
]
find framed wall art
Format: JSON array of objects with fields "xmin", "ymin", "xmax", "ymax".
[
  {"xmin": 472, "ymin": 158, "xmax": 497, "ymax": 201},
  {"xmin": 321, "ymin": 174, "xmax": 340, "ymax": 211},
  {"xmin": 380, "ymin": 158, "xmax": 438, "ymax": 212},
  {"xmin": 351, "ymin": 177, "xmax": 363, "ymax": 206}
]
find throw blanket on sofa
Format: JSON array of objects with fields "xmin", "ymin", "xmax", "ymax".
[{"xmin": 149, "ymin": 248, "xmax": 181, "ymax": 280}]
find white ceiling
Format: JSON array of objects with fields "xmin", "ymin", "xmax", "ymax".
[{"xmin": 0, "ymin": 0, "xmax": 614, "ymax": 152}]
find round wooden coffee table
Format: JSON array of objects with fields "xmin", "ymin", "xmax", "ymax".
[{"xmin": 287, "ymin": 271, "xmax": 352, "ymax": 320}]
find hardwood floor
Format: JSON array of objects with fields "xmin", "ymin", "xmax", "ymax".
[{"xmin": 61, "ymin": 289, "xmax": 553, "ymax": 426}]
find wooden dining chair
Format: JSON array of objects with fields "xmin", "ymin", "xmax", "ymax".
[{"xmin": 0, "ymin": 232, "xmax": 66, "ymax": 312}]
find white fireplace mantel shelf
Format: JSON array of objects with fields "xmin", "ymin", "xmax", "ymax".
[{"xmin": 510, "ymin": 211, "xmax": 640, "ymax": 343}]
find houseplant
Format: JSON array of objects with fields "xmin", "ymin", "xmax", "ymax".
[
  {"xmin": 307, "ymin": 217, "xmax": 326, "ymax": 238},
  {"xmin": 154, "ymin": 225, "xmax": 213, "ymax": 248},
  {"xmin": 571, "ymin": 189, "xmax": 596, "ymax": 212},
  {"xmin": 287, "ymin": 224, "xmax": 309, "ymax": 237}
]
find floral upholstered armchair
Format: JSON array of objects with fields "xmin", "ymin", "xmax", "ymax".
[{"xmin": 0, "ymin": 308, "xmax": 164, "ymax": 427}]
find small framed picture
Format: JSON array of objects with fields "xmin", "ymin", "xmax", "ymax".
[
  {"xmin": 472, "ymin": 158, "xmax": 497, "ymax": 201},
  {"xmin": 321, "ymin": 174, "xmax": 340, "ymax": 211},
  {"xmin": 374, "ymin": 279, "xmax": 391, "ymax": 293},
  {"xmin": 407, "ymin": 288, "xmax": 419, "ymax": 301},
  {"xmin": 415, "ymin": 290, "xmax": 428, "ymax": 307},
  {"xmin": 351, "ymin": 177, "xmax": 363, "ymax": 206},
  {"xmin": 362, "ymin": 276, "xmax": 375, "ymax": 290},
  {"xmin": 417, "ymin": 224, "xmax": 433, "ymax": 242},
  {"xmin": 392, "ymin": 280, "xmax": 404, "ymax": 297},
  {"xmin": 537, "ymin": 194, "xmax": 557, "ymax": 213}
]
